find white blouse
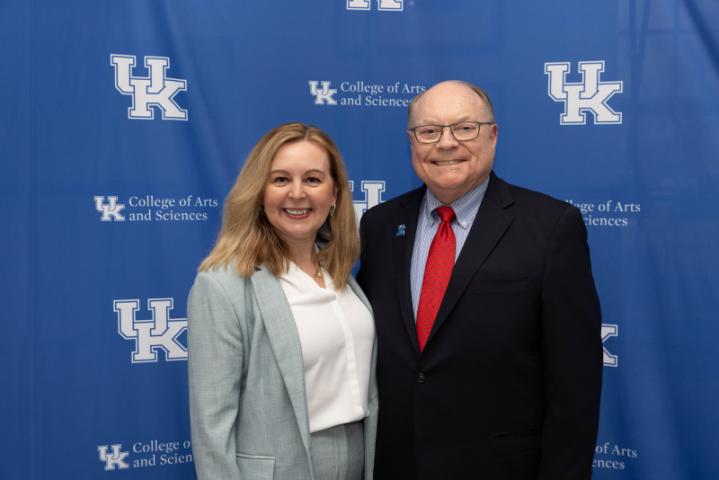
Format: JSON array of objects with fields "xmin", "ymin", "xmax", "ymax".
[{"xmin": 279, "ymin": 262, "xmax": 375, "ymax": 433}]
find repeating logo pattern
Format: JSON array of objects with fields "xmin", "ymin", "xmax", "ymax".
[
  {"xmin": 98, "ymin": 444, "xmax": 130, "ymax": 471},
  {"xmin": 95, "ymin": 196, "xmax": 126, "ymax": 222},
  {"xmin": 93, "ymin": 195, "xmax": 218, "ymax": 223},
  {"xmin": 602, "ymin": 323, "xmax": 619, "ymax": 367},
  {"xmin": 545, "ymin": 61, "xmax": 623, "ymax": 125},
  {"xmin": 114, "ymin": 298, "xmax": 187, "ymax": 363},
  {"xmin": 110, "ymin": 54, "xmax": 188, "ymax": 120},
  {"xmin": 308, "ymin": 80, "xmax": 425, "ymax": 108},
  {"xmin": 309, "ymin": 81, "xmax": 338, "ymax": 105},
  {"xmin": 347, "ymin": 0, "xmax": 403, "ymax": 11},
  {"xmin": 98, "ymin": 440, "xmax": 193, "ymax": 471},
  {"xmin": 593, "ymin": 440, "xmax": 639, "ymax": 471},
  {"xmin": 351, "ymin": 180, "xmax": 385, "ymax": 221}
]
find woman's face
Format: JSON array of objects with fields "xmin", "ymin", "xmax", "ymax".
[{"xmin": 263, "ymin": 140, "xmax": 337, "ymax": 253}]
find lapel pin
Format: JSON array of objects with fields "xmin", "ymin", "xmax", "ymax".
[{"xmin": 396, "ymin": 224, "xmax": 406, "ymax": 237}]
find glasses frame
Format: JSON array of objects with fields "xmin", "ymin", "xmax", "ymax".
[{"xmin": 408, "ymin": 121, "xmax": 496, "ymax": 144}]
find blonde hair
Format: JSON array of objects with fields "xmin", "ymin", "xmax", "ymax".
[{"xmin": 200, "ymin": 122, "xmax": 359, "ymax": 289}]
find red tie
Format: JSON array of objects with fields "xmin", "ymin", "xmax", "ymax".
[{"xmin": 416, "ymin": 206, "xmax": 456, "ymax": 352}]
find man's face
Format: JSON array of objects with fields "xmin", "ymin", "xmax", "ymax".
[{"xmin": 408, "ymin": 82, "xmax": 498, "ymax": 205}]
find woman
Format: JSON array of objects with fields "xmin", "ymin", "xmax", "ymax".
[{"xmin": 188, "ymin": 122, "xmax": 376, "ymax": 480}]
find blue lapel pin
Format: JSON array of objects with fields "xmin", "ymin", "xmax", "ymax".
[{"xmin": 396, "ymin": 224, "xmax": 406, "ymax": 237}]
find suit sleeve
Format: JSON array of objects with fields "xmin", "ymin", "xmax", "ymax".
[
  {"xmin": 187, "ymin": 272, "xmax": 244, "ymax": 479},
  {"xmin": 538, "ymin": 206, "xmax": 602, "ymax": 479}
]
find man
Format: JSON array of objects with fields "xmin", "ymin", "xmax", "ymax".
[{"xmin": 357, "ymin": 80, "xmax": 602, "ymax": 479}]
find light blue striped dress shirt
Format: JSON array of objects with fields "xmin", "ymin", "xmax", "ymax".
[{"xmin": 410, "ymin": 178, "xmax": 489, "ymax": 318}]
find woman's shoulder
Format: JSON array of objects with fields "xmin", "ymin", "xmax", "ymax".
[
  {"xmin": 195, "ymin": 264, "xmax": 282, "ymax": 292},
  {"xmin": 192, "ymin": 265, "xmax": 251, "ymax": 294}
]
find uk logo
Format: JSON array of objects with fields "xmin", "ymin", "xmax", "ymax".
[
  {"xmin": 98, "ymin": 444, "xmax": 130, "ymax": 471},
  {"xmin": 308, "ymin": 81, "xmax": 338, "ymax": 105},
  {"xmin": 601, "ymin": 323, "xmax": 619, "ymax": 367},
  {"xmin": 347, "ymin": 0, "xmax": 404, "ymax": 11},
  {"xmin": 110, "ymin": 54, "xmax": 188, "ymax": 120},
  {"xmin": 114, "ymin": 298, "xmax": 187, "ymax": 363},
  {"xmin": 544, "ymin": 61, "xmax": 623, "ymax": 125},
  {"xmin": 94, "ymin": 196, "xmax": 126, "ymax": 222},
  {"xmin": 351, "ymin": 180, "xmax": 385, "ymax": 221}
]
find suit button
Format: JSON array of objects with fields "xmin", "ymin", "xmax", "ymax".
[{"xmin": 416, "ymin": 372, "xmax": 426, "ymax": 384}]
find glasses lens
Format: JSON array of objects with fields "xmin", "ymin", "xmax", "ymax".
[
  {"xmin": 451, "ymin": 122, "xmax": 480, "ymax": 140},
  {"xmin": 415, "ymin": 126, "xmax": 442, "ymax": 143}
]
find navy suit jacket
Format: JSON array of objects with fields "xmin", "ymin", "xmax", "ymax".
[{"xmin": 357, "ymin": 173, "xmax": 602, "ymax": 480}]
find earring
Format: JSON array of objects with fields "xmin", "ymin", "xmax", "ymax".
[{"xmin": 329, "ymin": 204, "xmax": 336, "ymax": 217}]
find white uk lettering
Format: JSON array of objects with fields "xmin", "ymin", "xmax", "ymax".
[
  {"xmin": 601, "ymin": 323, "xmax": 619, "ymax": 367},
  {"xmin": 111, "ymin": 54, "xmax": 188, "ymax": 120},
  {"xmin": 545, "ymin": 61, "xmax": 622, "ymax": 125},
  {"xmin": 308, "ymin": 81, "xmax": 338, "ymax": 105},
  {"xmin": 94, "ymin": 196, "xmax": 126, "ymax": 222},
  {"xmin": 351, "ymin": 180, "xmax": 385, "ymax": 222},
  {"xmin": 347, "ymin": 0, "xmax": 403, "ymax": 11},
  {"xmin": 114, "ymin": 298, "xmax": 188, "ymax": 363},
  {"xmin": 98, "ymin": 444, "xmax": 130, "ymax": 470}
]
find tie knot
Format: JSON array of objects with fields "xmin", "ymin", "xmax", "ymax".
[{"xmin": 435, "ymin": 206, "xmax": 455, "ymax": 223}]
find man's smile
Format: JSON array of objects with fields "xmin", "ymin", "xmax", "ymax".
[{"xmin": 430, "ymin": 159, "xmax": 466, "ymax": 166}]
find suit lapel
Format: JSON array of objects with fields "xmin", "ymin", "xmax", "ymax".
[
  {"xmin": 250, "ymin": 268, "xmax": 312, "ymax": 456},
  {"xmin": 426, "ymin": 174, "xmax": 515, "ymax": 348},
  {"xmin": 393, "ymin": 187, "xmax": 425, "ymax": 356}
]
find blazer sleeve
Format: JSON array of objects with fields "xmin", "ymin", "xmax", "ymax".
[
  {"xmin": 187, "ymin": 271, "xmax": 245, "ymax": 479},
  {"xmin": 538, "ymin": 206, "xmax": 603, "ymax": 479}
]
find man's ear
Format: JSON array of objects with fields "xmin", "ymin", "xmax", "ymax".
[{"xmin": 489, "ymin": 123, "xmax": 499, "ymax": 145}]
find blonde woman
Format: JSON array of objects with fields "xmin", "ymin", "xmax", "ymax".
[{"xmin": 188, "ymin": 123, "xmax": 376, "ymax": 480}]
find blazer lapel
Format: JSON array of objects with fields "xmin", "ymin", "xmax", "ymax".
[
  {"xmin": 250, "ymin": 268, "xmax": 312, "ymax": 455},
  {"xmin": 426, "ymin": 174, "xmax": 515, "ymax": 348},
  {"xmin": 348, "ymin": 275, "xmax": 378, "ymax": 395},
  {"xmin": 349, "ymin": 275, "xmax": 378, "ymax": 475},
  {"xmin": 393, "ymin": 187, "xmax": 425, "ymax": 356}
]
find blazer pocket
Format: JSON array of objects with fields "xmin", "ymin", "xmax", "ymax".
[
  {"xmin": 236, "ymin": 452, "xmax": 276, "ymax": 479},
  {"xmin": 473, "ymin": 276, "xmax": 530, "ymax": 294}
]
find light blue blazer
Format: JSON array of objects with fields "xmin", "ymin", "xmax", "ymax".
[{"xmin": 188, "ymin": 266, "xmax": 377, "ymax": 480}]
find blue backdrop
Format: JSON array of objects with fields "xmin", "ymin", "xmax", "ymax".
[{"xmin": 2, "ymin": 0, "xmax": 718, "ymax": 478}]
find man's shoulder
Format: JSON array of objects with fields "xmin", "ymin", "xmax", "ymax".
[{"xmin": 496, "ymin": 175, "xmax": 573, "ymax": 215}]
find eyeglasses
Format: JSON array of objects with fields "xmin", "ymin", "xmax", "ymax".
[{"xmin": 408, "ymin": 121, "xmax": 495, "ymax": 144}]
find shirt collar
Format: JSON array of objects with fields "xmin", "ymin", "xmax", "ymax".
[{"xmin": 422, "ymin": 177, "xmax": 490, "ymax": 229}]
